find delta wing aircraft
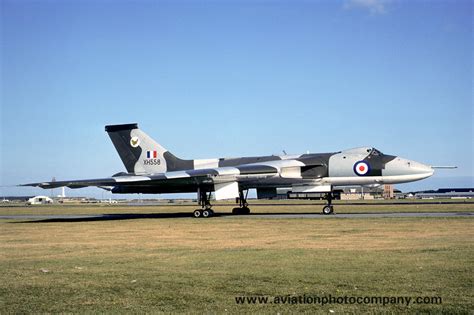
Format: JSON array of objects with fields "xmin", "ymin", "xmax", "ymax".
[{"xmin": 22, "ymin": 123, "xmax": 437, "ymax": 218}]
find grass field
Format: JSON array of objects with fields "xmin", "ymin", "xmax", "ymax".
[{"xmin": 0, "ymin": 203, "xmax": 473, "ymax": 313}]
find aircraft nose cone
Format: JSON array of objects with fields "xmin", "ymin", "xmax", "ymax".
[
  {"xmin": 409, "ymin": 160, "xmax": 434, "ymax": 174},
  {"xmin": 384, "ymin": 157, "xmax": 434, "ymax": 179},
  {"xmin": 412, "ymin": 161, "xmax": 434, "ymax": 181}
]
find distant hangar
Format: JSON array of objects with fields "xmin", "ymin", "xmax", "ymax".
[{"xmin": 415, "ymin": 188, "xmax": 474, "ymax": 199}]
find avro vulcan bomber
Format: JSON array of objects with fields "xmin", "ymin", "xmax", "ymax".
[{"xmin": 22, "ymin": 124, "xmax": 437, "ymax": 218}]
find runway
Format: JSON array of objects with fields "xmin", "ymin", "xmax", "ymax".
[
  {"xmin": 245, "ymin": 212, "xmax": 474, "ymax": 219},
  {"xmin": 0, "ymin": 212, "xmax": 472, "ymax": 222}
]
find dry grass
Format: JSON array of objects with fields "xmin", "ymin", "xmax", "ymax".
[
  {"xmin": 1, "ymin": 217, "xmax": 472, "ymax": 253},
  {"xmin": 0, "ymin": 210, "xmax": 473, "ymax": 313}
]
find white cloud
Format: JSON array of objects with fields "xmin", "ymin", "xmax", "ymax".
[{"xmin": 344, "ymin": 0, "xmax": 389, "ymax": 15}]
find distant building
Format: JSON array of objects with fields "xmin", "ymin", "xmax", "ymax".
[
  {"xmin": 383, "ymin": 184, "xmax": 394, "ymax": 199},
  {"xmin": 287, "ymin": 191, "xmax": 341, "ymax": 200},
  {"xmin": 415, "ymin": 188, "xmax": 474, "ymax": 199},
  {"xmin": 27, "ymin": 196, "xmax": 53, "ymax": 205},
  {"xmin": 286, "ymin": 186, "xmax": 400, "ymax": 200},
  {"xmin": 340, "ymin": 187, "xmax": 376, "ymax": 200},
  {"xmin": 2, "ymin": 196, "xmax": 33, "ymax": 202}
]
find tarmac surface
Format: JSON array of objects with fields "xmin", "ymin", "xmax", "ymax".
[
  {"xmin": 247, "ymin": 212, "xmax": 473, "ymax": 219},
  {"xmin": 0, "ymin": 212, "xmax": 472, "ymax": 222}
]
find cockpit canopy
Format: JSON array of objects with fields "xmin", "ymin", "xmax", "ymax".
[{"xmin": 341, "ymin": 147, "xmax": 384, "ymax": 156}]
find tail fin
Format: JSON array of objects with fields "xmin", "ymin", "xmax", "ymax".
[{"xmin": 105, "ymin": 123, "xmax": 193, "ymax": 174}]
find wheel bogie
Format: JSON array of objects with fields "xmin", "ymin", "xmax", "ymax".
[{"xmin": 194, "ymin": 209, "xmax": 215, "ymax": 218}]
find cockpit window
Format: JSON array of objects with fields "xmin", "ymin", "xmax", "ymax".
[{"xmin": 370, "ymin": 148, "xmax": 383, "ymax": 156}]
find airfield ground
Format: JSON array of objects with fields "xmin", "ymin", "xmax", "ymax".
[{"xmin": 0, "ymin": 200, "xmax": 472, "ymax": 313}]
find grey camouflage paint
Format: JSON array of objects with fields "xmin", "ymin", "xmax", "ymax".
[
  {"xmin": 22, "ymin": 124, "xmax": 434, "ymax": 196},
  {"xmin": 105, "ymin": 124, "xmax": 397, "ymax": 177}
]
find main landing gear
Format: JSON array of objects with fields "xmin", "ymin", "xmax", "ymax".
[
  {"xmin": 193, "ymin": 190, "xmax": 214, "ymax": 218},
  {"xmin": 322, "ymin": 193, "xmax": 334, "ymax": 215},
  {"xmin": 232, "ymin": 190, "xmax": 251, "ymax": 215}
]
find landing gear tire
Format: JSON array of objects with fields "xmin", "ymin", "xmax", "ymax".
[
  {"xmin": 232, "ymin": 190, "xmax": 251, "ymax": 215},
  {"xmin": 202, "ymin": 209, "xmax": 213, "ymax": 218},
  {"xmin": 232, "ymin": 207, "xmax": 251, "ymax": 215},
  {"xmin": 322, "ymin": 205, "xmax": 333, "ymax": 215},
  {"xmin": 194, "ymin": 190, "xmax": 214, "ymax": 218}
]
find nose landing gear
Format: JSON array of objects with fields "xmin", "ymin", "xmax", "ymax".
[{"xmin": 322, "ymin": 193, "xmax": 334, "ymax": 215}]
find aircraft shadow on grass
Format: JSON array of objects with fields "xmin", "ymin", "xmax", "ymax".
[{"xmin": 14, "ymin": 212, "xmax": 323, "ymax": 223}]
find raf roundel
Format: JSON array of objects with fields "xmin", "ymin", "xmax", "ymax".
[
  {"xmin": 354, "ymin": 161, "xmax": 370, "ymax": 176},
  {"xmin": 130, "ymin": 136, "xmax": 140, "ymax": 148}
]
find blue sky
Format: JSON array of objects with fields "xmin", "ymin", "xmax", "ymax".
[{"xmin": 1, "ymin": 0, "xmax": 472, "ymax": 198}]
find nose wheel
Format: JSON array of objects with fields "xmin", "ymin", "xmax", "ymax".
[
  {"xmin": 322, "ymin": 205, "xmax": 334, "ymax": 215},
  {"xmin": 322, "ymin": 193, "xmax": 335, "ymax": 215}
]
